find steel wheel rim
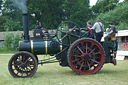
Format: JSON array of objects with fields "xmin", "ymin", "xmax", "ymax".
[
  {"xmin": 9, "ymin": 52, "xmax": 37, "ymax": 78},
  {"xmin": 69, "ymin": 38, "xmax": 104, "ymax": 75}
]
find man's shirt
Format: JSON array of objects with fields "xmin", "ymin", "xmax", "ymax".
[{"xmin": 92, "ymin": 22, "xmax": 104, "ymax": 33}]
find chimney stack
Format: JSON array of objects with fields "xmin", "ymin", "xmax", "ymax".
[{"xmin": 22, "ymin": 13, "xmax": 29, "ymax": 42}]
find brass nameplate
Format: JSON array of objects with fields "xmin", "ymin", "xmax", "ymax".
[{"xmin": 36, "ymin": 33, "xmax": 40, "ymax": 36}]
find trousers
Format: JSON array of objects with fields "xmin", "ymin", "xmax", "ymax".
[
  {"xmin": 104, "ymin": 33, "xmax": 115, "ymax": 41},
  {"xmin": 95, "ymin": 32, "xmax": 103, "ymax": 45}
]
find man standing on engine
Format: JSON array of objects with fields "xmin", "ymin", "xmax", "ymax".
[{"xmin": 90, "ymin": 18, "xmax": 104, "ymax": 45}]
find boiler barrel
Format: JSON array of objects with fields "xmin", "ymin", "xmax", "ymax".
[{"xmin": 19, "ymin": 40, "xmax": 62, "ymax": 55}]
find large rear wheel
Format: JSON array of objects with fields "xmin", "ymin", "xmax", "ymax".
[{"xmin": 67, "ymin": 38, "xmax": 104, "ymax": 75}]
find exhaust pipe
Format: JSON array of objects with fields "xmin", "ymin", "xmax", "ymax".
[{"xmin": 22, "ymin": 13, "xmax": 29, "ymax": 42}]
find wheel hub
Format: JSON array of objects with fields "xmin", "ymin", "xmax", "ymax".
[
  {"xmin": 67, "ymin": 31, "xmax": 71, "ymax": 35},
  {"xmin": 20, "ymin": 63, "xmax": 26, "ymax": 68},
  {"xmin": 82, "ymin": 54, "xmax": 91, "ymax": 60}
]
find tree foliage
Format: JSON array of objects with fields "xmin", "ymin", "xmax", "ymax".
[
  {"xmin": 27, "ymin": 0, "xmax": 91, "ymax": 29},
  {"xmin": 92, "ymin": 0, "xmax": 119, "ymax": 14},
  {"xmin": 2, "ymin": 31, "xmax": 21, "ymax": 49},
  {"xmin": 27, "ymin": 0, "xmax": 64, "ymax": 29},
  {"xmin": 0, "ymin": 16, "xmax": 6, "ymax": 31},
  {"xmin": 0, "ymin": 0, "xmax": 91, "ymax": 31},
  {"xmin": 90, "ymin": 1, "xmax": 128, "ymax": 30},
  {"xmin": 63, "ymin": 0, "xmax": 92, "ymax": 27},
  {"xmin": 2, "ymin": 32, "xmax": 14, "ymax": 48},
  {"xmin": 0, "ymin": 0, "xmax": 22, "ymax": 31},
  {"xmin": 13, "ymin": 31, "xmax": 21, "ymax": 49},
  {"xmin": 2, "ymin": 18, "xmax": 22, "ymax": 31},
  {"xmin": 0, "ymin": 0, "xmax": 3, "ymax": 10},
  {"xmin": 0, "ymin": 0, "xmax": 127, "ymax": 31}
]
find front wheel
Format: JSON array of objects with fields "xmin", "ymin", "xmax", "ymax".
[
  {"xmin": 8, "ymin": 51, "xmax": 38, "ymax": 78},
  {"xmin": 67, "ymin": 38, "xmax": 104, "ymax": 75}
]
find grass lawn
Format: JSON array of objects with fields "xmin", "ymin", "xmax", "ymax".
[{"xmin": 0, "ymin": 54, "xmax": 128, "ymax": 85}]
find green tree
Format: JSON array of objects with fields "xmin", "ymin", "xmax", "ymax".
[
  {"xmin": 2, "ymin": 18, "xmax": 22, "ymax": 31},
  {"xmin": 27, "ymin": 0, "xmax": 92, "ymax": 29},
  {"xmin": 90, "ymin": 1, "xmax": 128, "ymax": 30},
  {"xmin": 1, "ymin": 0, "xmax": 22, "ymax": 31},
  {"xmin": 1, "ymin": 0, "xmax": 92, "ymax": 31},
  {"xmin": 27, "ymin": 0, "xmax": 64, "ymax": 29},
  {"xmin": 2, "ymin": 0, "xmax": 22, "ymax": 21},
  {"xmin": 0, "ymin": 16, "xmax": 6, "ymax": 31},
  {"xmin": 2, "ymin": 32, "xmax": 14, "ymax": 48},
  {"xmin": 2, "ymin": 31, "xmax": 21, "ymax": 49},
  {"xmin": 0, "ymin": 0, "xmax": 2, "ymax": 10},
  {"xmin": 63, "ymin": 0, "xmax": 91, "ymax": 27},
  {"xmin": 13, "ymin": 31, "xmax": 21, "ymax": 49},
  {"xmin": 92, "ymin": 0, "xmax": 119, "ymax": 14},
  {"xmin": 124, "ymin": 0, "xmax": 128, "ymax": 2}
]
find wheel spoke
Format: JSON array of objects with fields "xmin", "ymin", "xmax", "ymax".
[
  {"xmin": 58, "ymin": 30, "xmax": 67, "ymax": 34},
  {"xmin": 77, "ymin": 46, "xmax": 84, "ymax": 54},
  {"xmin": 19, "ymin": 57, "xmax": 23, "ymax": 64},
  {"xmin": 88, "ymin": 60, "xmax": 96, "ymax": 69},
  {"xmin": 91, "ymin": 59, "xmax": 99, "ymax": 64},
  {"xmin": 72, "ymin": 49, "xmax": 81, "ymax": 55},
  {"xmin": 68, "ymin": 35, "xmax": 72, "ymax": 44},
  {"xmin": 73, "ymin": 55, "xmax": 81, "ymax": 58},
  {"xmin": 74, "ymin": 60, "xmax": 83, "ymax": 66},
  {"xmin": 21, "ymin": 70, "xmax": 23, "ymax": 77},
  {"xmin": 61, "ymin": 34, "xmax": 68, "ymax": 41},
  {"xmin": 25, "ymin": 71, "xmax": 29, "ymax": 75},
  {"xmin": 92, "ymin": 56, "xmax": 100, "ymax": 59},
  {"xmin": 71, "ymin": 26, "xmax": 77, "ymax": 32},
  {"xmin": 27, "ymin": 61, "xmax": 34, "ymax": 65},
  {"xmin": 87, "ymin": 62, "xmax": 91, "ymax": 70},
  {"xmin": 12, "ymin": 63, "xmax": 19, "ymax": 66},
  {"xmin": 89, "ymin": 48, "xmax": 96, "ymax": 54},
  {"xmin": 91, "ymin": 52, "xmax": 100, "ymax": 55},
  {"xmin": 22, "ymin": 55, "xmax": 25, "ymax": 63},
  {"xmin": 79, "ymin": 62, "xmax": 84, "ymax": 71},
  {"xmin": 72, "ymin": 58, "xmax": 80, "ymax": 63},
  {"xmin": 86, "ymin": 42, "xmax": 88, "ymax": 53},
  {"xmin": 66, "ymin": 22, "xmax": 69, "ymax": 31},
  {"xmin": 88, "ymin": 43, "xmax": 94, "ymax": 53},
  {"xmin": 80, "ymin": 42, "xmax": 85, "ymax": 53},
  {"xmin": 70, "ymin": 33, "xmax": 80, "ymax": 38},
  {"xmin": 24, "ymin": 58, "xmax": 31, "ymax": 64},
  {"xmin": 83, "ymin": 61, "xmax": 87, "ymax": 72}
]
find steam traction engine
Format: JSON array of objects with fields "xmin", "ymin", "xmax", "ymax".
[{"xmin": 8, "ymin": 14, "xmax": 117, "ymax": 78}]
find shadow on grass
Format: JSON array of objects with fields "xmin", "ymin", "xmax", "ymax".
[
  {"xmin": 34, "ymin": 64, "xmax": 126, "ymax": 78},
  {"xmin": 98, "ymin": 69, "xmax": 126, "ymax": 75},
  {"xmin": 35, "ymin": 67, "xmax": 78, "ymax": 78}
]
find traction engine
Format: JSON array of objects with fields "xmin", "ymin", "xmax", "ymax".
[{"xmin": 8, "ymin": 14, "xmax": 117, "ymax": 78}]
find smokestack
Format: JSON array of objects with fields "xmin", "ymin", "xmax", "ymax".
[{"xmin": 22, "ymin": 13, "xmax": 29, "ymax": 42}]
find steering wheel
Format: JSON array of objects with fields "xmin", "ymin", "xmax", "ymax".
[{"xmin": 56, "ymin": 21, "xmax": 81, "ymax": 46}]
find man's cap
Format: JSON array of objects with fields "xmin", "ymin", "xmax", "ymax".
[{"xmin": 97, "ymin": 18, "xmax": 101, "ymax": 22}]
